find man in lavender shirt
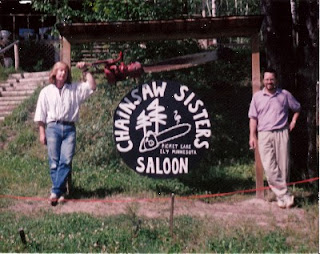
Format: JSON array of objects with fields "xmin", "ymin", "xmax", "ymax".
[{"xmin": 248, "ymin": 68, "xmax": 301, "ymax": 208}]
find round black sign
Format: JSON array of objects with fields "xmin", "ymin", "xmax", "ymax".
[{"xmin": 113, "ymin": 80, "xmax": 211, "ymax": 178}]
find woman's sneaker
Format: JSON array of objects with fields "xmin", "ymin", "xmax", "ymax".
[
  {"xmin": 49, "ymin": 193, "xmax": 58, "ymax": 206},
  {"xmin": 58, "ymin": 195, "xmax": 66, "ymax": 204}
]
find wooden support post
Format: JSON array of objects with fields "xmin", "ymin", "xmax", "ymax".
[
  {"xmin": 251, "ymin": 33, "xmax": 264, "ymax": 199},
  {"xmin": 14, "ymin": 43, "xmax": 19, "ymax": 71},
  {"xmin": 19, "ymin": 228, "xmax": 27, "ymax": 245},
  {"xmin": 12, "ymin": 15, "xmax": 19, "ymax": 71},
  {"xmin": 251, "ymin": 33, "xmax": 261, "ymax": 94},
  {"xmin": 254, "ymin": 146, "xmax": 264, "ymax": 197},
  {"xmin": 170, "ymin": 193, "xmax": 175, "ymax": 237},
  {"xmin": 60, "ymin": 36, "xmax": 71, "ymax": 67}
]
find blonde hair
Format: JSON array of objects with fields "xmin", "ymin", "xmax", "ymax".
[{"xmin": 49, "ymin": 61, "xmax": 72, "ymax": 84}]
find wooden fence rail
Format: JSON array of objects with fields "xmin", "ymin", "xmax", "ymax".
[{"xmin": 0, "ymin": 40, "xmax": 19, "ymax": 71}]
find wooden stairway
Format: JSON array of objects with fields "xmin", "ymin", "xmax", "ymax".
[{"xmin": 0, "ymin": 71, "xmax": 49, "ymax": 121}]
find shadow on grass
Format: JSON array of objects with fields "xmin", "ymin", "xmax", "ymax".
[
  {"xmin": 293, "ymin": 182, "xmax": 319, "ymax": 207},
  {"xmin": 294, "ymin": 195, "xmax": 318, "ymax": 208},
  {"xmin": 179, "ymin": 176, "xmax": 256, "ymax": 196},
  {"xmin": 68, "ymin": 186, "xmax": 125, "ymax": 199}
]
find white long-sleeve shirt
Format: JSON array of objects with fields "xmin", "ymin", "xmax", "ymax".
[{"xmin": 34, "ymin": 81, "xmax": 94, "ymax": 123}]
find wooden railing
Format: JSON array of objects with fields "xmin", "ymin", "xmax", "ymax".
[{"xmin": 0, "ymin": 40, "xmax": 20, "ymax": 71}]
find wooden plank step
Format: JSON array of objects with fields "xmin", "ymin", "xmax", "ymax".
[
  {"xmin": 1, "ymin": 85, "xmax": 41, "ymax": 91},
  {"xmin": 6, "ymin": 77, "xmax": 48, "ymax": 84},
  {"xmin": 0, "ymin": 80, "xmax": 47, "ymax": 89},
  {"xmin": 9, "ymin": 71, "xmax": 50, "ymax": 79},
  {"xmin": 0, "ymin": 111, "xmax": 11, "ymax": 117},
  {"xmin": 0, "ymin": 105, "xmax": 17, "ymax": 111},
  {"xmin": 0, "ymin": 83, "xmax": 14, "ymax": 88},
  {"xmin": 0, "ymin": 90, "xmax": 35, "ymax": 96},
  {"xmin": 0, "ymin": 96, "xmax": 29, "ymax": 101},
  {"xmin": 0, "ymin": 100, "xmax": 21, "ymax": 106}
]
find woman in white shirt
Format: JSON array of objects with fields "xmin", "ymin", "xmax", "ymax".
[{"xmin": 34, "ymin": 61, "xmax": 96, "ymax": 206}]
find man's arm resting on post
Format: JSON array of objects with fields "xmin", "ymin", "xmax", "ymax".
[
  {"xmin": 289, "ymin": 111, "xmax": 300, "ymax": 132},
  {"xmin": 249, "ymin": 118, "xmax": 258, "ymax": 149}
]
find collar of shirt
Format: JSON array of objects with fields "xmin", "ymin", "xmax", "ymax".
[
  {"xmin": 262, "ymin": 88, "xmax": 281, "ymax": 97},
  {"xmin": 56, "ymin": 83, "xmax": 70, "ymax": 92}
]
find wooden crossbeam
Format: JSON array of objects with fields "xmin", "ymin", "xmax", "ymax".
[{"xmin": 57, "ymin": 16, "xmax": 263, "ymax": 44}]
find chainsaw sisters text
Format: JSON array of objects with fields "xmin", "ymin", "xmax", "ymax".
[{"xmin": 113, "ymin": 81, "xmax": 211, "ymax": 178}]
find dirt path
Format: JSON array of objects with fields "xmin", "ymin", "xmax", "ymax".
[{"xmin": 5, "ymin": 196, "xmax": 306, "ymax": 229}]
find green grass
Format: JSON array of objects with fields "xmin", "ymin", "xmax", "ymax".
[
  {"xmin": 0, "ymin": 208, "xmax": 318, "ymax": 253},
  {"xmin": 0, "ymin": 65, "xmax": 17, "ymax": 82}
]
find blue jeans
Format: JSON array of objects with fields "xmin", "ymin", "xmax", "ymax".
[{"xmin": 46, "ymin": 122, "xmax": 76, "ymax": 197}]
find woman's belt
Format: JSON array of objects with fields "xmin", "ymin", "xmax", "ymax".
[{"xmin": 48, "ymin": 120, "xmax": 75, "ymax": 126}]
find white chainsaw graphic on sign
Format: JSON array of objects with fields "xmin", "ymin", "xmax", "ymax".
[{"xmin": 136, "ymin": 98, "xmax": 191, "ymax": 153}]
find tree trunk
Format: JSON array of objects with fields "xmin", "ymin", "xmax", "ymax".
[
  {"xmin": 290, "ymin": 0, "xmax": 298, "ymax": 48},
  {"xmin": 261, "ymin": 0, "xmax": 319, "ymax": 180},
  {"xmin": 261, "ymin": 0, "xmax": 296, "ymax": 88},
  {"xmin": 294, "ymin": 0, "xmax": 319, "ymax": 178}
]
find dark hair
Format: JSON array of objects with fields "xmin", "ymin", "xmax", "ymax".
[{"xmin": 263, "ymin": 68, "xmax": 277, "ymax": 78}]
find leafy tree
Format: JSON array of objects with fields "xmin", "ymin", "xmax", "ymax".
[
  {"xmin": 32, "ymin": 0, "xmax": 204, "ymax": 23},
  {"xmin": 295, "ymin": 0, "xmax": 318, "ymax": 179},
  {"xmin": 32, "ymin": 0, "xmax": 81, "ymax": 23},
  {"xmin": 32, "ymin": 0, "xmax": 263, "ymax": 24},
  {"xmin": 216, "ymin": 0, "xmax": 260, "ymax": 15}
]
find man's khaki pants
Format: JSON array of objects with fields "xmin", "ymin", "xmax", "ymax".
[{"xmin": 258, "ymin": 128, "xmax": 290, "ymax": 199}]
